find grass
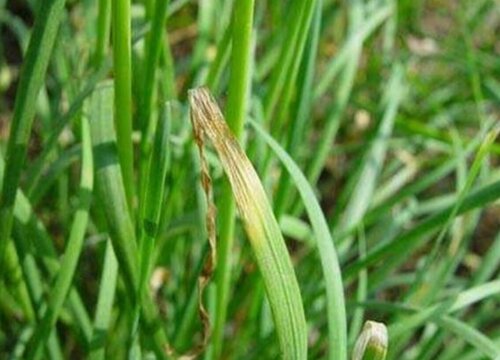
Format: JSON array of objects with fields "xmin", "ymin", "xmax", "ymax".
[
  {"xmin": 0, "ymin": 0, "xmax": 67, "ymax": 281},
  {"xmin": 1, "ymin": 0, "xmax": 499, "ymax": 359},
  {"xmin": 190, "ymin": 88, "xmax": 307, "ymax": 359},
  {"xmin": 211, "ymin": 1, "xmax": 254, "ymax": 359},
  {"xmin": 111, "ymin": 0, "xmax": 135, "ymax": 211}
]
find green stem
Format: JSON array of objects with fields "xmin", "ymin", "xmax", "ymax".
[
  {"xmin": 139, "ymin": 0, "xmax": 169, "ymax": 133},
  {"xmin": 263, "ymin": 0, "xmax": 316, "ymax": 124},
  {"xmin": 26, "ymin": 115, "xmax": 94, "ymax": 360},
  {"xmin": 139, "ymin": 104, "xmax": 171, "ymax": 302},
  {"xmin": 138, "ymin": 0, "xmax": 170, "ymax": 213},
  {"xmin": 89, "ymin": 240, "xmax": 118, "ymax": 360},
  {"xmin": 274, "ymin": 0, "xmax": 322, "ymax": 216},
  {"xmin": 0, "ymin": 0, "xmax": 67, "ymax": 277},
  {"xmin": 94, "ymin": 0, "xmax": 111, "ymax": 68},
  {"xmin": 112, "ymin": 0, "xmax": 135, "ymax": 214},
  {"xmin": 212, "ymin": 0, "xmax": 255, "ymax": 358}
]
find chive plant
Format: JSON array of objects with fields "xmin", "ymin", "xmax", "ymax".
[{"xmin": 1, "ymin": 0, "xmax": 500, "ymax": 359}]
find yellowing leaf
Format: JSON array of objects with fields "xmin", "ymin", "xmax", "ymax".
[{"xmin": 189, "ymin": 87, "xmax": 307, "ymax": 359}]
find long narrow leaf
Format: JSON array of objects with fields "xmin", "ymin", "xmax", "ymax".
[
  {"xmin": 0, "ymin": 0, "xmax": 68, "ymax": 273},
  {"xmin": 89, "ymin": 81, "xmax": 139, "ymax": 296},
  {"xmin": 189, "ymin": 87, "xmax": 307, "ymax": 359},
  {"xmin": 251, "ymin": 120, "xmax": 347, "ymax": 360},
  {"xmin": 26, "ymin": 115, "xmax": 94, "ymax": 360}
]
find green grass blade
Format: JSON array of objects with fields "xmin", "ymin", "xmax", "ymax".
[
  {"xmin": 471, "ymin": 231, "xmax": 500, "ymax": 285},
  {"xmin": 25, "ymin": 63, "xmax": 110, "ymax": 197},
  {"xmin": 349, "ymin": 226, "xmax": 368, "ymax": 346},
  {"xmin": 89, "ymin": 81, "xmax": 169, "ymax": 358},
  {"xmin": 189, "ymin": 0, "xmax": 216, "ymax": 85},
  {"xmin": 358, "ymin": 299, "xmax": 500, "ymax": 360},
  {"xmin": 89, "ymin": 81, "xmax": 139, "ymax": 298},
  {"xmin": 405, "ymin": 127, "xmax": 499, "ymax": 304},
  {"xmin": 267, "ymin": 0, "xmax": 318, "ymax": 136},
  {"xmin": 25, "ymin": 114, "xmax": 94, "ymax": 360},
  {"xmin": 273, "ymin": 0, "xmax": 322, "ymax": 216},
  {"xmin": 306, "ymin": 34, "xmax": 362, "ymax": 185},
  {"xmin": 89, "ymin": 240, "xmax": 118, "ymax": 360},
  {"xmin": 389, "ymin": 280, "xmax": 500, "ymax": 338},
  {"xmin": 364, "ymin": 136, "xmax": 483, "ymax": 229},
  {"xmin": 0, "ymin": 0, "xmax": 68, "ymax": 274},
  {"xmin": 344, "ymin": 178, "xmax": 500, "ymax": 280},
  {"xmin": 448, "ymin": 280, "xmax": 500, "ymax": 313},
  {"xmin": 334, "ymin": 64, "xmax": 405, "ymax": 237},
  {"xmin": 0, "ymin": 153, "xmax": 93, "ymax": 346},
  {"xmin": 2, "ymin": 241, "xmax": 34, "ymax": 321},
  {"xmin": 111, "ymin": 0, "xmax": 135, "ymax": 212},
  {"xmin": 212, "ymin": 1, "xmax": 255, "ymax": 358},
  {"xmin": 139, "ymin": 0, "xmax": 170, "ymax": 143},
  {"xmin": 313, "ymin": 4, "xmax": 393, "ymax": 100},
  {"xmin": 205, "ymin": 22, "xmax": 232, "ymax": 92},
  {"xmin": 94, "ymin": 0, "xmax": 111, "ymax": 68},
  {"xmin": 251, "ymin": 120, "xmax": 347, "ymax": 360},
  {"xmin": 263, "ymin": 0, "xmax": 316, "ymax": 123},
  {"xmin": 1, "ymin": 180, "xmax": 65, "ymax": 360},
  {"xmin": 437, "ymin": 316, "xmax": 500, "ymax": 359},
  {"xmin": 29, "ymin": 145, "xmax": 81, "ymax": 206},
  {"xmin": 139, "ymin": 103, "xmax": 171, "ymax": 299}
]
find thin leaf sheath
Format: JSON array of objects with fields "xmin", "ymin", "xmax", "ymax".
[{"xmin": 189, "ymin": 87, "xmax": 307, "ymax": 359}]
